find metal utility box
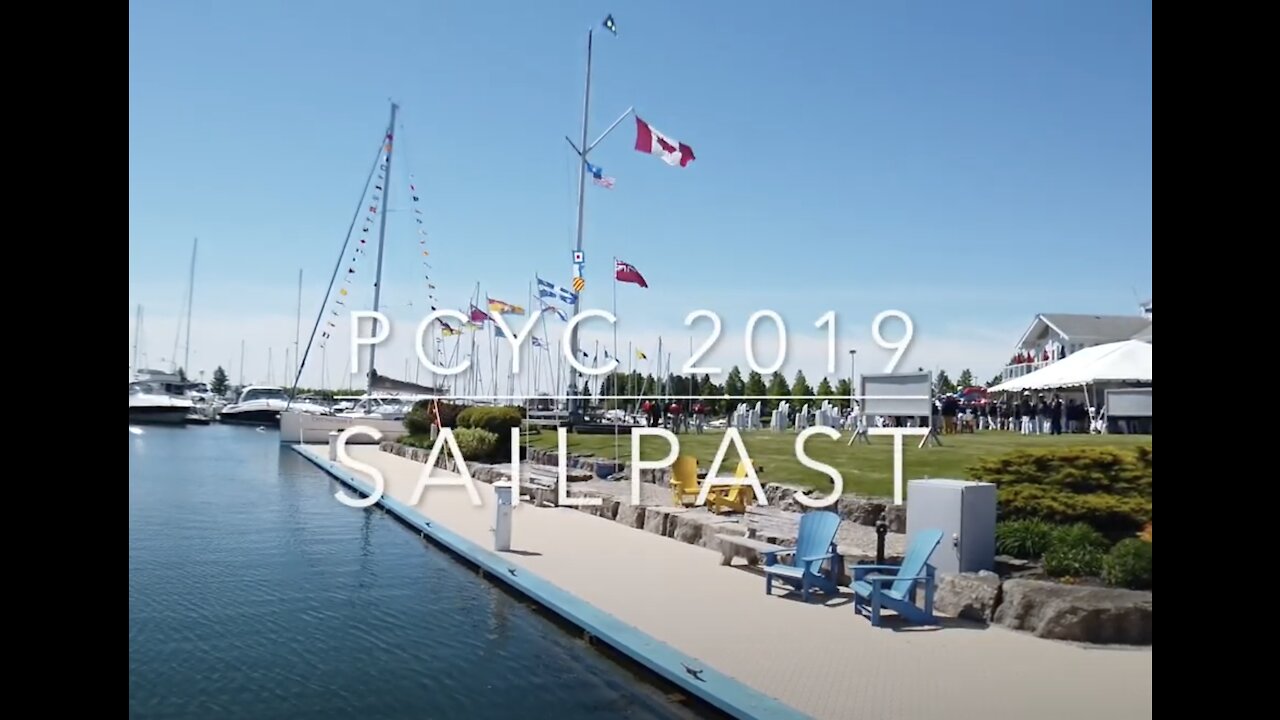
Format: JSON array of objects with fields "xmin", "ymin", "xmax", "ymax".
[
  {"xmin": 493, "ymin": 485, "xmax": 513, "ymax": 552},
  {"xmin": 906, "ymin": 479, "xmax": 997, "ymax": 575}
]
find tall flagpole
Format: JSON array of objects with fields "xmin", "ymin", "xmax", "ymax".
[{"xmin": 568, "ymin": 28, "xmax": 594, "ymax": 419}]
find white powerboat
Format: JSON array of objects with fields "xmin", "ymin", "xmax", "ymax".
[
  {"xmin": 218, "ymin": 386, "xmax": 331, "ymax": 427},
  {"xmin": 129, "ymin": 378, "xmax": 193, "ymax": 425}
]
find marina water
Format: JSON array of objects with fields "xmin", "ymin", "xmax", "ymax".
[{"xmin": 129, "ymin": 424, "xmax": 703, "ymax": 719}]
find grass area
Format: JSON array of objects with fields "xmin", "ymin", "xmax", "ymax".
[{"xmin": 525, "ymin": 430, "xmax": 1153, "ymax": 498}]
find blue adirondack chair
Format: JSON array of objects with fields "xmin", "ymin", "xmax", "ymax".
[
  {"xmin": 850, "ymin": 528, "xmax": 944, "ymax": 627},
  {"xmin": 761, "ymin": 510, "xmax": 842, "ymax": 602}
]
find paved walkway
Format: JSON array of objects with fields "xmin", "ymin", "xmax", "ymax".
[{"xmin": 300, "ymin": 445, "xmax": 1151, "ymax": 720}]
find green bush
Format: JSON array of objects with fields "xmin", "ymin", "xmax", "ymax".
[
  {"xmin": 404, "ymin": 408, "xmax": 435, "ymax": 436},
  {"xmin": 1042, "ymin": 545, "xmax": 1104, "ymax": 578},
  {"xmin": 433, "ymin": 401, "xmax": 466, "ymax": 428},
  {"xmin": 400, "ymin": 433, "xmax": 434, "ymax": 450},
  {"xmin": 1102, "ymin": 538, "xmax": 1152, "ymax": 590},
  {"xmin": 995, "ymin": 519, "xmax": 1055, "ymax": 559},
  {"xmin": 452, "ymin": 427, "xmax": 499, "ymax": 461},
  {"xmin": 1051, "ymin": 523, "xmax": 1110, "ymax": 552},
  {"xmin": 1041, "ymin": 522, "xmax": 1109, "ymax": 578},
  {"xmin": 969, "ymin": 447, "xmax": 1152, "ymax": 536},
  {"xmin": 457, "ymin": 406, "xmax": 524, "ymax": 436}
]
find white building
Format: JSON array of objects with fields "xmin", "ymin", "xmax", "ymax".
[{"xmin": 1001, "ymin": 301, "xmax": 1152, "ymax": 383}]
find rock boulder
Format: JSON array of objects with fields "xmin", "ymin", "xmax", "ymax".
[
  {"xmin": 935, "ymin": 571, "xmax": 1002, "ymax": 623},
  {"xmin": 994, "ymin": 579, "xmax": 1152, "ymax": 645}
]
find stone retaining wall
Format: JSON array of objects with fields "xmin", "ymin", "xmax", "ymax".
[{"xmin": 935, "ymin": 572, "xmax": 1152, "ymax": 646}]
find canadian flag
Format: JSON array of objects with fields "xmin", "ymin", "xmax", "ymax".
[{"xmin": 634, "ymin": 115, "xmax": 695, "ymax": 168}]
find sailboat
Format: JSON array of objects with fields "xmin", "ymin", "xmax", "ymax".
[{"xmin": 280, "ymin": 102, "xmax": 445, "ymax": 445}]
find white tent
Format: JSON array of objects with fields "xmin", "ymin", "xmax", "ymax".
[{"xmin": 989, "ymin": 340, "xmax": 1152, "ymax": 392}]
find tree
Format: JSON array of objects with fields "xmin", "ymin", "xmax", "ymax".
[
  {"xmin": 724, "ymin": 366, "xmax": 745, "ymax": 399},
  {"xmin": 987, "ymin": 373, "xmax": 1003, "ymax": 387},
  {"xmin": 935, "ymin": 370, "xmax": 955, "ymax": 394},
  {"xmin": 834, "ymin": 378, "xmax": 852, "ymax": 409},
  {"xmin": 816, "ymin": 377, "xmax": 834, "ymax": 400},
  {"xmin": 211, "ymin": 366, "xmax": 229, "ymax": 395},
  {"xmin": 766, "ymin": 372, "xmax": 791, "ymax": 411},
  {"xmin": 744, "ymin": 371, "xmax": 766, "ymax": 405},
  {"xmin": 697, "ymin": 374, "xmax": 720, "ymax": 413},
  {"xmin": 956, "ymin": 368, "xmax": 975, "ymax": 389},
  {"xmin": 791, "ymin": 370, "xmax": 813, "ymax": 406}
]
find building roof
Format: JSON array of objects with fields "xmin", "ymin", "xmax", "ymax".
[
  {"xmin": 1130, "ymin": 325, "xmax": 1152, "ymax": 343},
  {"xmin": 1018, "ymin": 313, "xmax": 1152, "ymax": 348}
]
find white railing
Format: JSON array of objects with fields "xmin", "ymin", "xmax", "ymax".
[{"xmin": 1001, "ymin": 359, "xmax": 1055, "ymax": 382}]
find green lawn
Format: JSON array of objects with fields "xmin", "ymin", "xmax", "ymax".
[{"xmin": 525, "ymin": 429, "xmax": 1152, "ymax": 498}]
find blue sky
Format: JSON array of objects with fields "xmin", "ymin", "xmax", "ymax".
[{"xmin": 129, "ymin": 0, "xmax": 1151, "ymax": 390}]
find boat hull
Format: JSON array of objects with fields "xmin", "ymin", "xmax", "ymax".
[
  {"xmin": 279, "ymin": 412, "xmax": 408, "ymax": 445},
  {"xmin": 218, "ymin": 409, "xmax": 283, "ymax": 427},
  {"xmin": 129, "ymin": 407, "xmax": 190, "ymax": 425}
]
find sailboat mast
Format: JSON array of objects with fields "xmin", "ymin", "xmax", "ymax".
[
  {"xmin": 183, "ymin": 238, "xmax": 196, "ymax": 374},
  {"xmin": 567, "ymin": 28, "xmax": 594, "ymax": 416},
  {"xmin": 239, "ymin": 339, "xmax": 245, "ymax": 386},
  {"xmin": 132, "ymin": 304, "xmax": 143, "ymax": 375},
  {"xmin": 294, "ymin": 268, "xmax": 302, "ymax": 385},
  {"xmin": 367, "ymin": 101, "xmax": 399, "ymax": 389}
]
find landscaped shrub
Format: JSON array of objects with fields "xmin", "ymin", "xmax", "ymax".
[
  {"xmin": 969, "ymin": 447, "xmax": 1152, "ymax": 536},
  {"xmin": 1102, "ymin": 538, "xmax": 1152, "ymax": 590},
  {"xmin": 1051, "ymin": 523, "xmax": 1110, "ymax": 552},
  {"xmin": 435, "ymin": 401, "xmax": 466, "ymax": 428},
  {"xmin": 403, "ymin": 407, "xmax": 435, "ymax": 436},
  {"xmin": 1042, "ymin": 544, "xmax": 1104, "ymax": 579},
  {"xmin": 457, "ymin": 406, "xmax": 524, "ymax": 437},
  {"xmin": 400, "ymin": 434, "xmax": 434, "ymax": 450},
  {"xmin": 452, "ymin": 427, "xmax": 499, "ymax": 461},
  {"xmin": 995, "ymin": 519, "xmax": 1055, "ymax": 559},
  {"xmin": 1041, "ymin": 522, "xmax": 1109, "ymax": 579},
  {"xmin": 403, "ymin": 400, "xmax": 468, "ymax": 436}
]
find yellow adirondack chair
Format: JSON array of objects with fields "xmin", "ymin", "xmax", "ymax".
[
  {"xmin": 670, "ymin": 455, "xmax": 704, "ymax": 506},
  {"xmin": 706, "ymin": 461, "xmax": 760, "ymax": 514}
]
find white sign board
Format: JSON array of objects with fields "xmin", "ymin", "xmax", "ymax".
[
  {"xmin": 860, "ymin": 372, "xmax": 933, "ymax": 418},
  {"xmin": 1105, "ymin": 388, "xmax": 1152, "ymax": 418}
]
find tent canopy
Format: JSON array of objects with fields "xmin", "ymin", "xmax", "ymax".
[{"xmin": 989, "ymin": 340, "xmax": 1152, "ymax": 392}]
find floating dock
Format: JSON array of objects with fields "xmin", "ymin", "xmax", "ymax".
[{"xmin": 294, "ymin": 445, "xmax": 1151, "ymax": 720}]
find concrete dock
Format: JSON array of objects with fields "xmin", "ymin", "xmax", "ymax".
[{"xmin": 296, "ymin": 445, "xmax": 1151, "ymax": 720}]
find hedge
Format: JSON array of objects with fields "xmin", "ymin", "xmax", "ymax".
[
  {"xmin": 456, "ymin": 406, "xmax": 524, "ymax": 437},
  {"xmin": 452, "ymin": 427, "xmax": 499, "ymax": 461},
  {"xmin": 969, "ymin": 446, "xmax": 1151, "ymax": 537},
  {"xmin": 399, "ymin": 427, "xmax": 500, "ymax": 461}
]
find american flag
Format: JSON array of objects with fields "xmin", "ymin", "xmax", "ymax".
[{"xmin": 586, "ymin": 161, "xmax": 615, "ymax": 189}]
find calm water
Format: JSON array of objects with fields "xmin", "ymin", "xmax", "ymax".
[{"xmin": 129, "ymin": 424, "xmax": 702, "ymax": 720}]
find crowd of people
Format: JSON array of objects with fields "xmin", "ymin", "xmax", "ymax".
[
  {"xmin": 934, "ymin": 393, "xmax": 1100, "ymax": 434},
  {"xmin": 624, "ymin": 393, "xmax": 1115, "ymax": 436}
]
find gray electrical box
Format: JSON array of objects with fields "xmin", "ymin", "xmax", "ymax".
[{"xmin": 906, "ymin": 479, "xmax": 997, "ymax": 575}]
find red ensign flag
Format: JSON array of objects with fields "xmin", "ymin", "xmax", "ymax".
[{"xmin": 615, "ymin": 260, "xmax": 649, "ymax": 288}]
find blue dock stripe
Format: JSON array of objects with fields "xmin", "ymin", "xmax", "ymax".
[{"xmin": 293, "ymin": 447, "xmax": 812, "ymax": 720}]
